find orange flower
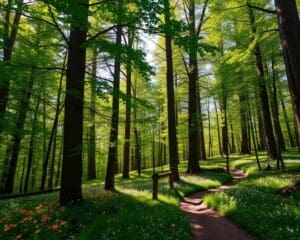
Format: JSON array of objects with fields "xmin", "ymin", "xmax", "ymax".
[
  {"xmin": 60, "ymin": 221, "xmax": 66, "ymax": 226},
  {"xmin": 20, "ymin": 217, "xmax": 28, "ymax": 224},
  {"xmin": 4, "ymin": 225, "xmax": 11, "ymax": 232},
  {"xmin": 15, "ymin": 234, "xmax": 22, "ymax": 240},
  {"xmin": 35, "ymin": 204, "xmax": 44, "ymax": 213},
  {"xmin": 41, "ymin": 214, "xmax": 52, "ymax": 223},
  {"xmin": 48, "ymin": 224, "xmax": 59, "ymax": 232}
]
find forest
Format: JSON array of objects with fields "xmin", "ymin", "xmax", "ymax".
[{"xmin": 0, "ymin": 0, "xmax": 299, "ymax": 239}]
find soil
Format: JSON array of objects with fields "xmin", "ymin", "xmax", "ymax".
[{"xmin": 180, "ymin": 169, "xmax": 254, "ymax": 240}]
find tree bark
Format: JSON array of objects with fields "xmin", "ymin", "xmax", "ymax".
[
  {"xmin": 47, "ymin": 127, "xmax": 57, "ymax": 189},
  {"xmin": 0, "ymin": 68, "xmax": 35, "ymax": 193},
  {"xmin": 248, "ymin": 102, "xmax": 262, "ymax": 170},
  {"xmin": 0, "ymin": 0, "xmax": 23, "ymax": 134},
  {"xmin": 239, "ymin": 93, "xmax": 251, "ymax": 154},
  {"xmin": 270, "ymin": 58, "xmax": 286, "ymax": 151},
  {"xmin": 87, "ymin": 50, "xmax": 97, "ymax": 180},
  {"xmin": 41, "ymin": 56, "xmax": 65, "ymax": 190},
  {"xmin": 214, "ymin": 98, "xmax": 223, "ymax": 157},
  {"xmin": 271, "ymin": 58, "xmax": 284, "ymax": 170},
  {"xmin": 197, "ymin": 88, "xmax": 207, "ymax": 160},
  {"xmin": 60, "ymin": 0, "xmax": 88, "ymax": 204},
  {"xmin": 186, "ymin": 0, "xmax": 201, "ymax": 174},
  {"xmin": 230, "ymin": 122, "xmax": 236, "ymax": 153},
  {"xmin": 248, "ymin": 4, "xmax": 278, "ymax": 160},
  {"xmin": 105, "ymin": 21, "xmax": 122, "ymax": 190},
  {"xmin": 24, "ymin": 93, "xmax": 41, "ymax": 193},
  {"xmin": 163, "ymin": 0, "xmax": 180, "ymax": 180},
  {"xmin": 280, "ymin": 96, "xmax": 296, "ymax": 147},
  {"xmin": 275, "ymin": 0, "xmax": 300, "ymax": 147},
  {"xmin": 207, "ymin": 100, "xmax": 213, "ymax": 157},
  {"xmin": 122, "ymin": 30, "xmax": 133, "ymax": 179}
]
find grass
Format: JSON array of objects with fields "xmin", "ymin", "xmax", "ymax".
[
  {"xmin": 0, "ymin": 161, "xmax": 232, "ymax": 240},
  {"xmin": 203, "ymin": 149, "xmax": 300, "ymax": 240}
]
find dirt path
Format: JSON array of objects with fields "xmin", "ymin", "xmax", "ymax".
[{"xmin": 180, "ymin": 169, "xmax": 254, "ymax": 240}]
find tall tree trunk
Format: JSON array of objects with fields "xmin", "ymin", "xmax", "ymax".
[
  {"xmin": 105, "ymin": 22, "xmax": 122, "ymax": 190},
  {"xmin": 280, "ymin": 96, "xmax": 296, "ymax": 147},
  {"xmin": 256, "ymin": 99, "xmax": 266, "ymax": 150},
  {"xmin": 55, "ymin": 135, "xmax": 63, "ymax": 188},
  {"xmin": 239, "ymin": 93, "xmax": 251, "ymax": 154},
  {"xmin": 275, "ymin": 0, "xmax": 300, "ymax": 147},
  {"xmin": 0, "ymin": 68, "xmax": 35, "ymax": 193},
  {"xmin": 19, "ymin": 157, "xmax": 26, "ymax": 193},
  {"xmin": 24, "ymin": 93, "xmax": 41, "ymax": 193},
  {"xmin": 270, "ymin": 58, "xmax": 286, "ymax": 151},
  {"xmin": 221, "ymin": 97, "xmax": 230, "ymax": 173},
  {"xmin": 122, "ymin": 30, "xmax": 133, "ymax": 179},
  {"xmin": 271, "ymin": 59, "xmax": 284, "ymax": 170},
  {"xmin": 0, "ymin": 0, "xmax": 23, "ymax": 134},
  {"xmin": 41, "ymin": 56, "xmax": 65, "ymax": 190},
  {"xmin": 186, "ymin": 0, "xmax": 201, "ymax": 174},
  {"xmin": 47, "ymin": 127, "xmax": 57, "ymax": 189},
  {"xmin": 230, "ymin": 122, "xmax": 236, "ymax": 153},
  {"xmin": 214, "ymin": 97, "xmax": 223, "ymax": 157},
  {"xmin": 248, "ymin": 102, "xmax": 262, "ymax": 170},
  {"xmin": 197, "ymin": 88, "xmax": 207, "ymax": 160},
  {"xmin": 132, "ymin": 76, "xmax": 141, "ymax": 176},
  {"xmin": 248, "ymin": 5, "xmax": 278, "ymax": 160},
  {"xmin": 87, "ymin": 51, "xmax": 97, "ymax": 180},
  {"xmin": 60, "ymin": 0, "xmax": 88, "ymax": 204},
  {"xmin": 207, "ymin": 99, "xmax": 212, "ymax": 157},
  {"xmin": 163, "ymin": 0, "xmax": 179, "ymax": 180}
]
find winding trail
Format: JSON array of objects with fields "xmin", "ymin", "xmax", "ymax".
[{"xmin": 180, "ymin": 169, "xmax": 253, "ymax": 240}]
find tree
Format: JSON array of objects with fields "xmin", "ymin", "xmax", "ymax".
[
  {"xmin": 104, "ymin": 16, "xmax": 122, "ymax": 190},
  {"xmin": 247, "ymin": 3, "xmax": 278, "ymax": 160},
  {"xmin": 60, "ymin": 0, "xmax": 89, "ymax": 204},
  {"xmin": 87, "ymin": 50, "xmax": 97, "ymax": 180},
  {"xmin": 163, "ymin": 0, "xmax": 180, "ymax": 181},
  {"xmin": 122, "ymin": 29, "xmax": 134, "ymax": 179},
  {"xmin": 0, "ymin": 0, "xmax": 23, "ymax": 135},
  {"xmin": 275, "ymin": 0, "xmax": 300, "ymax": 148}
]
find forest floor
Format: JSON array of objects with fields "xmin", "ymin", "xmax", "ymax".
[
  {"xmin": 180, "ymin": 168, "xmax": 253, "ymax": 240},
  {"xmin": 204, "ymin": 150, "xmax": 300, "ymax": 240},
  {"xmin": 0, "ymin": 149, "xmax": 299, "ymax": 239}
]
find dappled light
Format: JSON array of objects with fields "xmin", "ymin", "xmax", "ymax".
[{"xmin": 0, "ymin": 0, "xmax": 300, "ymax": 239}]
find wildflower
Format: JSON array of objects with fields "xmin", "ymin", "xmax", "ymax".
[
  {"xmin": 41, "ymin": 214, "xmax": 51, "ymax": 223},
  {"xmin": 4, "ymin": 225, "xmax": 11, "ymax": 232},
  {"xmin": 35, "ymin": 229, "xmax": 41, "ymax": 235},
  {"xmin": 20, "ymin": 217, "xmax": 28, "ymax": 224},
  {"xmin": 60, "ymin": 221, "xmax": 66, "ymax": 226},
  {"xmin": 48, "ymin": 224, "xmax": 59, "ymax": 232},
  {"xmin": 171, "ymin": 224, "xmax": 176, "ymax": 228},
  {"xmin": 15, "ymin": 234, "xmax": 22, "ymax": 240}
]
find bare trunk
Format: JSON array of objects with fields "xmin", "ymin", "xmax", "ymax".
[
  {"xmin": 248, "ymin": 5, "xmax": 278, "ymax": 160},
  {"xmin": 87, "ymin": 51, "xmax": 97, "ymax": 180},
  {"xmin": 105, "ymin": 21, "xmax": 122, "ymax": 189},
  {"xmin": 0, "ymin": 68, "xmax": 35, "ymax": 194},
  {"xmin": 163, "ymin": 0, "xmax": 179, "ymax": 180},
  {"xmin": 275, "ymin": 0, "xmax": 300, "ymax": 147},
  {"xmin": 59, "ymin": 1, "xmax": 88, "ymax": 204},
  {"xmin": 0, "ymin": 0, "xmax": 23, "ymax": 134},
  {"xmin": 122, "ymin": 30, "xmax": 133, "ymax": 179},
  {"xmin": 24, "ymin": 93, "xmax": 41, "ymax": 193}
]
